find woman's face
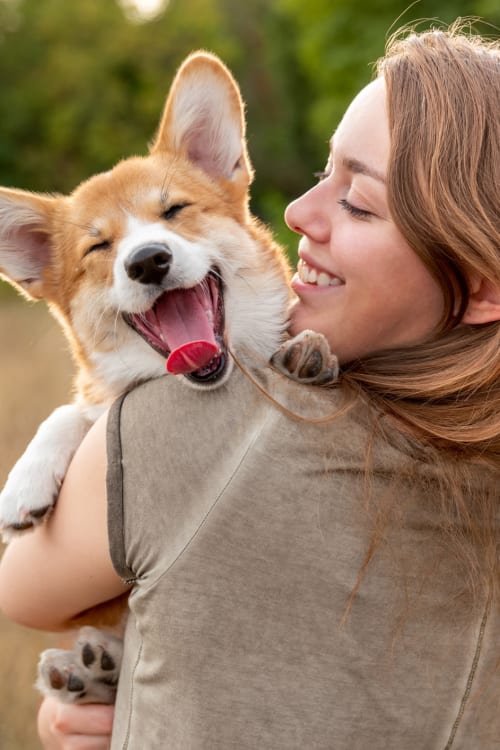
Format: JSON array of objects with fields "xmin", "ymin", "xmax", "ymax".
[{"xmin": 286, "ymin": 77, "xmax": 445, "ymax": 364}]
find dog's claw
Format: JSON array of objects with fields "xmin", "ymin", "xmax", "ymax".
[
  {"xmin": 7, "ymin": 520, "xmax": 35, "ymax": 532},
  {"xmin": 0, "ymin": 504, "xmax": 53, "ymax": 542},
  {"xmin": 30, "ymin": 505, "xmax": 52, "ymax": 519},
  {"xmin": 271, "ymin": 330, "xmax": 339, "ymax": 386}
]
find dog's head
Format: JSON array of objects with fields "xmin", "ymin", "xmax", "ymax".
[{"xmin": 0, "ymin": 52, "xmax": 291, "ymax": 398}]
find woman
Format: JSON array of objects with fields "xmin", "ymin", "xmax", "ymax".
[{"xmin": 2, "ymin": 21, "xmax": 500, "ymax": 750}]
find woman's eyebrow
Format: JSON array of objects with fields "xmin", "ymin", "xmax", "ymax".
[{"xmin": 342, "ymin": 156, "xmax": 386, "ymax": 184}]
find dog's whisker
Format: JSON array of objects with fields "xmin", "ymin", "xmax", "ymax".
[
  {"xmin": 233, "ymin": 270, "xmax": 259, "ymax": 292},
  {"xmin": 87, "ymin": 290, "xmax": 114, "ymax": 350},
  {"xmin": 111, "ymin": 310, "xmax": 123, "ymax": 356},
  {"xmin": 160, "ymin": 154, "xmax": 181, "ymax": 202},
  {"xmin": 210, "ymin": 268, "xmax": 223, "ymax": 282}
]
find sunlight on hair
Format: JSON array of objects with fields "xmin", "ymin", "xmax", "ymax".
[{"xmin": 118, "ymin": 0, "xmax": 169, "ymax": 23}]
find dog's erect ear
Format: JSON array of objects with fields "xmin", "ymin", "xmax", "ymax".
[
  {"xmin": 151, "ymin": 51, "xmax": 252, "ymax": 185},
  {"xmin": 0, "ymin": 188, "xmax": 57, "ymax": 300}
]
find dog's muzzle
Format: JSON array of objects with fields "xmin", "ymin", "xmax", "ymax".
[
  {"xmin": 125, "ymin": 244, "xmax": 172, "ymax": 286},
  {"xmin": 123, "ymin": 268, "xmax": 229, "ymax": 385}
]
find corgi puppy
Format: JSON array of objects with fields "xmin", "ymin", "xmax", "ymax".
[
  {"xmin": 0, "ymin": 51, "xmax": 337, "ymax": 703},
  {"xmin": 0, "ymin": 51, "xmax": 301, "ymax": 536}
]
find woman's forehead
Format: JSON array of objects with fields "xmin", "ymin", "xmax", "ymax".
[{"xmin": 331, "ymin": 78, "xmax": 389, "ymax": 177}]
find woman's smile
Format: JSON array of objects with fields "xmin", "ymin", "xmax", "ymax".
[{"xmin": 293, "ymin": 257, "xmax": 344, "ymax": 289}]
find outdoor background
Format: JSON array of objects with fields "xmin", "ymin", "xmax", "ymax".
[{"xmin": 0, "ymin": 0, "xmax": 497, "ymax": 747}]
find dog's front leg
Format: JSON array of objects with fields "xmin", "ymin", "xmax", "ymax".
[{"xmin": 0, "ymin": 403, "xmax": 101, "ymax": 540}]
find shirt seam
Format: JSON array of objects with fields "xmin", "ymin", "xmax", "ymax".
[
  {"xmin": 137, "ymin": 406, "xmax": 272, "ymax": 595},
  {"xmin": 442, "ymin": 592, "xmax": 492, "ymax": 749}
]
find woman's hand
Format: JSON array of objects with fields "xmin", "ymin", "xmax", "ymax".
[{"xmin": 37, "ymin": 697, "xmax": 114, "ymax": 750}]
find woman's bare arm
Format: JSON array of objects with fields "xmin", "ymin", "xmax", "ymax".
[{"xmin": 0, "ymin": 412, "xmax": 130, "ymax": 631}]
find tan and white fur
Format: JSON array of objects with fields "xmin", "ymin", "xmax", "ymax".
[{"xmin": 0, "ymin": 52, "xmax": 337, "ymax": 702}]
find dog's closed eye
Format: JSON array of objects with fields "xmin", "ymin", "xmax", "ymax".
[
  {"xmin": 161, "ymin": 203, "xmax": 191, "ymax": 221},
  {"xmin": 84, "ymin": 239, "xmax": 112, "ymax": 257}
]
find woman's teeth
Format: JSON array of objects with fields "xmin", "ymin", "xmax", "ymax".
[{"xmin": 297, "ymin": 259, "xmax": 342, "ymax": 287}]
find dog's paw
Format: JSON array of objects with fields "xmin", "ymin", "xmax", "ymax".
[
  {"xmin": 0, "ymin": 459, "xmax": 59, "ymax": 541},
  {"xmin": 271, "ymin": 330, "xmax": 339, "ymax": 386},
  {"xmin": 0, "ymin": 404, "xmax": 94, "ymax": 541},
  {"xmin": 36, "ymin": 627, "xmax": 123, "ymax": 705}
]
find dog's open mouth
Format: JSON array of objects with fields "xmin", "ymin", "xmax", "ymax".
[{"xmin": 123, "ymin": 271, "xmax": 227, "ymax": 384}]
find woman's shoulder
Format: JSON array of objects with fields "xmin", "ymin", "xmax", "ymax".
[{"xmin": 107, "ymin": 365, "xmax": 462, "ymax": 481}]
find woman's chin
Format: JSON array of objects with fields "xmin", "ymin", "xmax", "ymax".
[
  {"xmin": 287, "ymin": 302, "xmax": 308, "ymax": 338},
  {"xmin": 288, "ymin": 300, "xmax": 325, "ymax": 339}
]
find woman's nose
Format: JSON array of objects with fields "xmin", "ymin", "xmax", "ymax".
[{"xmin": 284, "ymin": 183, "xmax": 330, "ymax": 243}]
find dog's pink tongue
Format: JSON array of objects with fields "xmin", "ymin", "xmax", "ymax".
[{"xmin": 155, "ymin": 288, "xmax": 219, "ymax": 374}]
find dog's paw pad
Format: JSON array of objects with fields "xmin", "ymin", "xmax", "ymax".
[
  {"xmin": 46, "ymin": 665, "xmax": 85, "ymax": 694},
  {"xmin": 36, "ymin": 628, "xmax": 124, "ymax": 705},
  {"xmin": 80, "ymin": 641, "xmax": 116, "ymax": 673},
  {"xmin": 81, "ymin": 642, "xmax": 96, "ymax": 667},
  {"xmin": 101, "ymin": 652, "xmax": 117, "ymax": 671},
  {"xmin": 76, "ymin": 626, "xmax": 123, "ymax": 675},
  {"xmin": 67, "ymin": 673, "xmax": 86, "ymax": 693},
  {"xmin": 37, "ymin": 649, "xmax": 90, "ymax": 704},
  {"xmin": 47, "ymin": 665, "xmax": 66, "ymax": 691},
  {"xmin": 271, "ymin": 330, "xmax": 339, "ymax": 386}
]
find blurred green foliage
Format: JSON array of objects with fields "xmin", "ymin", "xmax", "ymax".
[{"xmin": 0, "ymin": 0, "xmax": 497, "ymax": 261}]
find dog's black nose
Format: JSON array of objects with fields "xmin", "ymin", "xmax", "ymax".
[{"xmin": 125, "ymin": 244, "xmax": 172, "ymax": 285}]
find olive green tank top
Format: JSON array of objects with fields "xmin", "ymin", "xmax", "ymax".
[{"xmin": 106, "ymin": 368, "xmax": 498, "ymax": 749}]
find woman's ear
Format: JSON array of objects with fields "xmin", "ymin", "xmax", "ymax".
[{"xmin": 461, "ymin": 275, "xmax": 500, "ymax": 325}]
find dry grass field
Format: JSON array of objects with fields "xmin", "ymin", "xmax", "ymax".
[{"xmin": 0, "ymin": 290, "xmax": 74, "ymax": 750}]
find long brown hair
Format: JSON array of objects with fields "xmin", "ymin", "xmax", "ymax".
[{"xmin": 343, "ymin": 22, "xmax": 500, "ymax": 603}]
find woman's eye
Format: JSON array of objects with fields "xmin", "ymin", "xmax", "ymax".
[
  {"xmin": 84, "ymin": 239, "xmax": 111, "ymax": 257},
  {"xmin": 162, "ymin": 203, "xmax": 190, "ymax": 220},
  {"xmin": 338, "ymin": 198, "xmax": 372, "ymax": 220}
]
